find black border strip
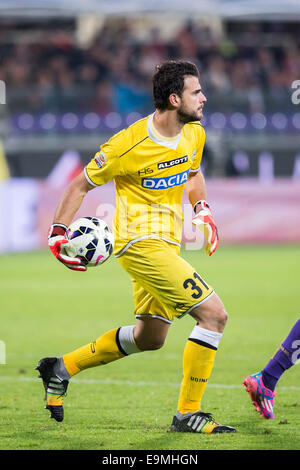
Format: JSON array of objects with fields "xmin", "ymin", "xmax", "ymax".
[
  {"xmin": 115, "ymin": 327, "xmax": 128, "ymax": 356},
  {"xmin": 119, "ymin": 136, "xmax": 149, "ymax": 158},
  {"xmin": 188, "ymin": 337, "xmax": 217, "ymax": 351}
]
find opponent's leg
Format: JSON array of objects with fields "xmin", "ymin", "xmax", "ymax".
[
  {"xmin": 243, "ymin": 318, "xmax": 300, "ymax": 419},
  {"xmin": 262, "ymin": 319, "xmax": 300, "ymax": 391}
]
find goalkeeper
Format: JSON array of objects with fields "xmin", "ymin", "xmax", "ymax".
[{"xmin": 36, "ymin": 60, "xmax": 236, "ymax": 434}]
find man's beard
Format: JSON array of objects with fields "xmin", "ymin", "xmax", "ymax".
[{"xmin": 177, "ymin": 105, "xmax": 202, "ymax": 124}]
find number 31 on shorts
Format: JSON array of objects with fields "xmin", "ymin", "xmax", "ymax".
[{"xmin": 183, "ymin": 272, "xmax": 210, "ymax": 299}]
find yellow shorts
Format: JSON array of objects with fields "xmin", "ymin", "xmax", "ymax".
[{"xmin": 117, "ymin": 238, "xmax": 214, "ymax": 324}]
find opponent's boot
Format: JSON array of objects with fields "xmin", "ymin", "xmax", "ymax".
[{"xmin": 243, "ymin": 372, "xmax": 275, "ymax": 419}]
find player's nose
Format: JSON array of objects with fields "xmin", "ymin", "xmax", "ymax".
[{"xmin": 200, "ymin": 91, "xmax": 207, "ymax": 103}]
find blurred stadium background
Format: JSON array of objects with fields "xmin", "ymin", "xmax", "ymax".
[{"xmin": 0, "ymin": 0, "xmax": 300, "ymax": 253}]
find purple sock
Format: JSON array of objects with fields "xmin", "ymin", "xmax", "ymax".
[{"xmin": 261, "ymin": 319, "xmax": 300, "ymax": 391}]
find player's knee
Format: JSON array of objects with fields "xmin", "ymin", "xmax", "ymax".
[
  {"xmin": 148, "ymin": 341, "xmax": 165, "ymax": 351},
  {"xmin": 205, "ymin": 301, "xmax": 228, "ymax": 332},
  {"xmin": 209, "ymin": 297, "xmax": 228, "ymax": 330},
  {"xmin": 216, "ymin": 305, "xmax": 228, "ymax": 329},
  {"xmin": 136, "ymin": 338, "xmax": 165, "ymax": 351}
]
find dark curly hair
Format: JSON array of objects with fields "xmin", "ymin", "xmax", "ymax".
[{"xmin": 152, "ymin": 60, "xmax": 199, "ymax": 111}]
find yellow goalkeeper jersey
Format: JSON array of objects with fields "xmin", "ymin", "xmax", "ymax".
[{"xmin": 84, "ymin": 113, "xmax": 205, "ymax": 256}]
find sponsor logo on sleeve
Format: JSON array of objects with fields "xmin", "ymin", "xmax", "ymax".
[
  {"xmin": 142, "ymin": 169, "xmax": 190, "ymax": 190},
  {"xmin": 94, "ymin": 151, "xmax": 107, "ymax": 169},
  {"xmin": 157, "ymin": 155, "xmax": 188, "ymax": 170}
]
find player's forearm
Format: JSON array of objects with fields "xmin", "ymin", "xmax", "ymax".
[
  {"xmin": 53, "ymin": 186, "xmax": 85, "ymax": 227},
  {"xmin": 53, "ymin": 171, "xmax": 93, "ymax": 226},
  {"xmin": 186, "ymin": 170, "xmax": 207, "ymax": 211}
]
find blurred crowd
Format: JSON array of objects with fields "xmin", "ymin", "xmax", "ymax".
[{"xmin": 0, "ymin": 18, "xmax": 299, "ymax": 115}]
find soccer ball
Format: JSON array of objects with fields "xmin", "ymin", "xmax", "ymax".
[{"xmin": 65, "ymin": 217, "xmax": 114, "ymax": 267}]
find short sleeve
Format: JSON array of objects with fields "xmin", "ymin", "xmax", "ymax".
[
  {"xmin": 84, "ymin": 139, "xmax": 123, "ymax": 187},
  {"xmin": 190, "ymin": 125, "xmax": 206, "ymax": 173}
]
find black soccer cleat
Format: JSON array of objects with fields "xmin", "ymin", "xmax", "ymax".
[
  {"xmin": 170, "ymin": 411, "xmax": 236, "ymax": 434},
  {"xmin": 35, "ymin": 357, "xmax": 69, "ymax": 423},
  {"xmin": 45, "ymin": 403, "xmax": 64, "ymax": 422}
]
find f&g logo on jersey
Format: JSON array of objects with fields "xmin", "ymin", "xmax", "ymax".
[
  {"xmin": 142, "ymin": 169, "xmax": 190, "ymax": 190},
  {"xmin": 138, "ymin": 167, "xmax": 153, "ymax": 175}
]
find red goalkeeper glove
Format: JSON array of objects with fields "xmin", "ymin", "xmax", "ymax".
[
  {"xmin": 48, "ymin": 223, "xmax": 86, "ymax": 272},
  {"xmin": 192, "ymin": 200, "xmax": 219, "ymax": 256}
]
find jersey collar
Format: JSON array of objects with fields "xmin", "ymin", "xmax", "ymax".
[{"xmin": 147, "ymin": 113, "xmax": 182, "ymax": 151}]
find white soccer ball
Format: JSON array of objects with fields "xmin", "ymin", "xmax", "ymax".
[{"xmin": 65, "ymin": 217, "xmax": 114, "ymax": 267}]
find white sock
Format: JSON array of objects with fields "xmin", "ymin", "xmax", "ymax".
[
  {"xmin": 189, "ymin": 325, "xmax": 222, "ymax": 350},
  {"xmin": 117, "ymin": 325, "xmax": 141, "ymax": 355}
]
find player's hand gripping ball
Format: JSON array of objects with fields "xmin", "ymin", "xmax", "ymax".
[{"xmin": 48, "ymin": 223, "xmax": 87, "ymax": 271}]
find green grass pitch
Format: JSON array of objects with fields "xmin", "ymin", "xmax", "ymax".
[{"xmin": 1, "ymin": 245, "xmax": 300, "ymax": 450}]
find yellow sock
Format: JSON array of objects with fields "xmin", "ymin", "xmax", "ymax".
[
  {"xmin": 177, "ymin": 339, "xmax": 217, "ymax": 414},
  {"xmin": 63, "ymin": 328, "xmax": 125, "ymax": 377}
]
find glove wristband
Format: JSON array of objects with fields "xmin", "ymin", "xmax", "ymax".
[
  {"xmin": 193, "ymin": 200, "xmax": 210, "ymax": 214},
  {"xmin": 48, "ymin": 223, "xmax": 68, "ymax": 239}
]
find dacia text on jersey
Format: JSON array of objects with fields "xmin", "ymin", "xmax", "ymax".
[{"xmin": 142, "ymin": 169, "xmax": 190, "ymax": 190}]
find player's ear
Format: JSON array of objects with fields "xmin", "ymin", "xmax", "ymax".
[{"xmin": 169, "ymin": 93, "xmax": 180, "ymax": 108}]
